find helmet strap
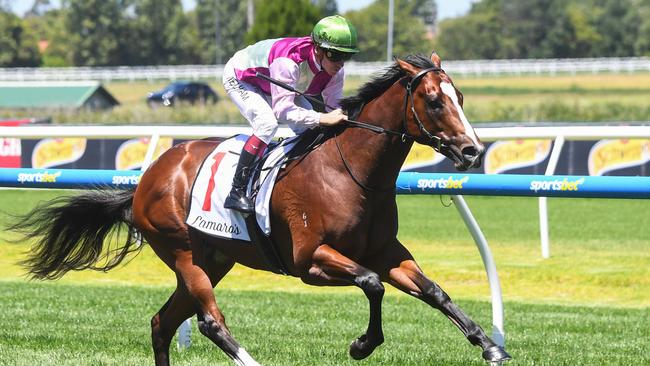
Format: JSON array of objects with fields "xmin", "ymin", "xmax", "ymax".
[{"xmin": 314, "ymin": 46, "xmax": 325, "ymax": 65}]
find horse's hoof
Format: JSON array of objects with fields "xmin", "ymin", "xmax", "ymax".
[
  {"xmin": 482, "ymin": 345, "xmax": 512, "ymax": 363},
  {"xmin": 349, "ymin": 334, "xmax": 382, "ymax": 360}
]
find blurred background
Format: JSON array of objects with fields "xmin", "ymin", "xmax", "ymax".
[
  {"xmin": 0, "ymin": 0, "xmax": 648, "ymax": 125},
  {"xmin": 1, "ymin": 3, "xmax": 649, "ymax": 365}
]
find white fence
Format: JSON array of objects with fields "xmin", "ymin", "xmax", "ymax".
[{"xmin": 1, "ymin": 57, "xmax": 649, "ymax": 82}]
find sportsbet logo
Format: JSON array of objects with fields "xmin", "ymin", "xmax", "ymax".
[
  {"xmin": 17, "ymin": 171, "xmax": 62, "ymax": 183},
  {"xmin": 111, "ymin": 174, "xmax": 141, "ymax": 185},
  {"xmin": 417, "ymin": 176, "xmax": 469, "ymax": 189},
  {"xmin": 530, "ymin": 178, "xmax": 585, "ymax": 193}
]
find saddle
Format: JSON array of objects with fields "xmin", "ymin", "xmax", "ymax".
[
  {"xmin": 187, "ymin": 128, "xmax": 330, "ymax": 275},
  {"xmin": 249, "ymin": 128, "xmax": 329, "ymax": 199}
]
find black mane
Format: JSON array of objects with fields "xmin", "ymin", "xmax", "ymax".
[{"xmin": 340, "ymin": 54, "xmax": 437, "ymax": 115}]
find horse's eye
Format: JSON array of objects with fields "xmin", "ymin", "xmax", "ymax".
[{"xmin": 428, "ymin": 97, "xmax": 443, "ymax": 110}]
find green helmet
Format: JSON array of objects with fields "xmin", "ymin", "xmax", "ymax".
[{"xmin": 311, "ymin": 15, "xmax": 360, "ymax": 54}]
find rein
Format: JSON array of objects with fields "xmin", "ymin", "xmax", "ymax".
[
  {"xmin": 256, "ymin": 71, "xmax": 445, "ymax": 150},
  {"xmin": 256, "ymin": 67, "xmax": 447, "ymax": 192},
  {"xmin": 334, "ymin": 134, "xmax": 394, "ymax": 193}
]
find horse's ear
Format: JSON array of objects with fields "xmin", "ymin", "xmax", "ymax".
[
  {"xmin": 396, "ymin": 58, "xmax": 419, "ymax": 76},
  {"xmin": 430, "ymin": 51, "xmax": 441, "ymax": 68}
]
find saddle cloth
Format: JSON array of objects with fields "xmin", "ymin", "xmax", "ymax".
[{"xmin": 186, "ymin": 134, "xmax": 298, "ymax": 241}]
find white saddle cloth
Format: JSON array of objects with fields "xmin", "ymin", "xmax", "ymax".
[{"xmin": 186, "ymin": 135, "xmax": 298, "ymax": 241}]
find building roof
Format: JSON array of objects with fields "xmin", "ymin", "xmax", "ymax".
[{"xmin": 0, "ymin": 81, "xmax": 119, "ymax": 109}]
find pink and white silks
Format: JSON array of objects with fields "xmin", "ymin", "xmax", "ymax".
[{"xmin": 222, "ymin": 36, "xmax": 345, "ymax": 148}]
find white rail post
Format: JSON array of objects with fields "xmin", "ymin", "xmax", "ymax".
[
  {"xmin": 177, "ymin": 318, "xmax": 192, "ymax": 350},
  {"xmin": 539, "ymin": 136, "xmax": 565, "ymax": 258},
  {"xmin": 141, "ymin": 133, "xmax": 160, "ymax": 171},
  {"xmin": 451, "ymin": 195, "xmax": 505, "ymax": 348}
]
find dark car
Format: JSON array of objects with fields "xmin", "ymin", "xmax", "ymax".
[{"xmin": 147, "ymin": 81, "xmax": 218, "ymax": 107}]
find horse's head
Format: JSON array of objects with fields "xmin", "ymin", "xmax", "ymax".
[{"xmin": 397, "ymin": 53, "xmax": 484, "ymax": 171}]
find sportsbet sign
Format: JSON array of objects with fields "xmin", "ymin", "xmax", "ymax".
[
  {"xmin": 0, "ymin": 137, "xmax": 649, "ymax": 176},
  {"xmin": 2, "ymin": 137, "xmax": 178, "ymax": 170},
  {"xmin": 401, "ymin": 139, "xmax": 650, "ymax": 176}
]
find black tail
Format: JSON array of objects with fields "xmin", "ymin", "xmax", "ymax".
[{"xmin": 8, "ymin": 189, "xmax": 142, "ymax": 280}]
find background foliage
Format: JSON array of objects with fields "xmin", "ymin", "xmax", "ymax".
[
  {"xmin": 2, "ymin": 0, "xmax": 647, "ymax": 67},
  {"xmin": 244, "ymin": 0, "xmax": 321, "ymax": 45},
  {"xmin": 435, "ymin": 0, "xmax": 650, "ymax": 59}
]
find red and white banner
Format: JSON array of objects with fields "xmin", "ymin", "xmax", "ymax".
[{"xmin": 0, "ymin": 138, "xmax": 21, "ymax": 167}]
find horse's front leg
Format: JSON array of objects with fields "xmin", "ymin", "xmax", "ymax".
[
  {"xmin": 367, "ymin": 239, "xmax": 511, "ymax": 363},
  {"xmin": 301, "ymin": 244, "xmax": 385, "ymax": 360}
]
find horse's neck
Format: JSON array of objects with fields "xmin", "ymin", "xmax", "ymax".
[{"xmin": 337, "ymin": 82, "xmax": 413, "ymax": 189}]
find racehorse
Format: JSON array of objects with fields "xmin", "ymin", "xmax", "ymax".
[{"xmin": 11, "ymin": 53, "xmax": 511, "ymax": 365}]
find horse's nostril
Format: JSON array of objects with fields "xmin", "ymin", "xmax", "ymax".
[{"xmin": 461, "ymin": 146, "xmax": 478, "ymax": 158}]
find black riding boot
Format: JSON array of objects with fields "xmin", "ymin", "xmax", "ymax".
[{"xmin": 224, "ymin": 150, "xmax": 257, "ymax": 214}]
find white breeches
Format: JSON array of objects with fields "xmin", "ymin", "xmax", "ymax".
[{"xmin": 222, "ymin": 60, "xmax": 312, "ymax": 144}]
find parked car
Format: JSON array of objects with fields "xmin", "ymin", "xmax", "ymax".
[{"xmin": 147, "ymin": 81, "xmax": 218, "ymax": 107}]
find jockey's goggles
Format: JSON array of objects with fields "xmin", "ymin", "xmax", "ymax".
[{"xmin": 325, "ymin": 49, "xmax": 354, "ymax": 62}]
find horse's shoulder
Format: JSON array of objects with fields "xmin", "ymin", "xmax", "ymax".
[{"xmin": 175, "ymin": 138, "xmax": 225, "ymax": 156}]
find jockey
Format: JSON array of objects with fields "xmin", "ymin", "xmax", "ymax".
[{"xmin": 222, "ymin": 15, "xmax": 360, "ymax": 214}]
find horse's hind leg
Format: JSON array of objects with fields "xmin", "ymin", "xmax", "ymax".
[
  {"xmin": 368, "ymin": 239, "xmax": 511, "ymax": 363},
  {"xmin": 174, "ymin": 238, "xmax": 261, "ymax": 366},
  {"xmin": 149, "ymin": 250, "xmax": 237, "ymax": 366},
  {"xmin": 147, "ymin": 232, "xmax": 254, "ymax": 366}
]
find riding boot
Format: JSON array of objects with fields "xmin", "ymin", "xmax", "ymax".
[{"xmin": 224, "ymin": 149, "xmax": 257, "ymax": 214}]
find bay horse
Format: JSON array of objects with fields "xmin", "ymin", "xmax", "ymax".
[{"xmin": 12, "ymin": 53, "xmax": 511, "ymax": 365}]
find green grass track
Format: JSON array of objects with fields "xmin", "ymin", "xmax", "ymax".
[
  {"xmin": 0, "ymin": 281, "xmax": 648, "ymax": 366},
  {"xmin": 0, "ymin": 190, "xmax": 648, "ymax": 365}
]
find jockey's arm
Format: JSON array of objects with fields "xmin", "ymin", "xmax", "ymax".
[{"xmin": 269, "ymin": 58, "xmax": 321, "ymax": 128}]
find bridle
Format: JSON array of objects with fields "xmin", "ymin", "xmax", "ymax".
[
  {"xmin": 333, "ymin": 66, "xmax": 450, "ymax": 192},
  {"xmin": 402, "ymin": 66, "xmax": 446, "ymax": 151},
  {"xmin": 343, "ymin": 66, "xmax": 447, "ymax": 153}
]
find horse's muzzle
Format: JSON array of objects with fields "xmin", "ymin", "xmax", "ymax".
[{"xmin": 445, "ymin": 142, "xmax": 484, "ymax": 171}]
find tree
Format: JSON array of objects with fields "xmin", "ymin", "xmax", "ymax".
[
  {"xmin": 133, "ymin": 0, "xmax": 194, "ymax": 65},
  {"xmin": 633, "ymin": 0, "xmax": 650, "ymax": 56},
  {"xmin": 0, "ymin": 10, "xmax": 42, "ymax": 66},
  {"xmin": 312, "ymin": 0, "xmax": 338, "ymax": 16},
  {"xmin": 24, "ymin": 7, "xmax": 71, "ymax": 66},
  {"xmin": 409, "ymin": 0, "xmax": 437, "ymax": 33},
  {"xmin": 65, "ymin": 0, "xmax": 132, "ymax": 66},
  {"xmin": 195, "ymin": 0, "xmax": 247, "ymax": 64},
  {"xmin": 344, "ymin": 0, "xmax": 434, "ymax": 61},
  {"xmin": 541, "ymin": 2, "xmax": 602, "ymax": 58},
  {"xmin": 434, "ymin": 0, "xmax": 650, "ymax": 59},
  {"xmin": 245, "ymin": 0, "xmax": 321, "ymax": 44},
  {"xmin": 434, "ymin": 9, "xmax": 504, "ymax": 60},
  {"xmin": 590, "ymin": 0, "xmax": 638, "ymax": 57},
  {"xmin": 25, "ymin": 0, "xmax": 55, "ymax": 17}
]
